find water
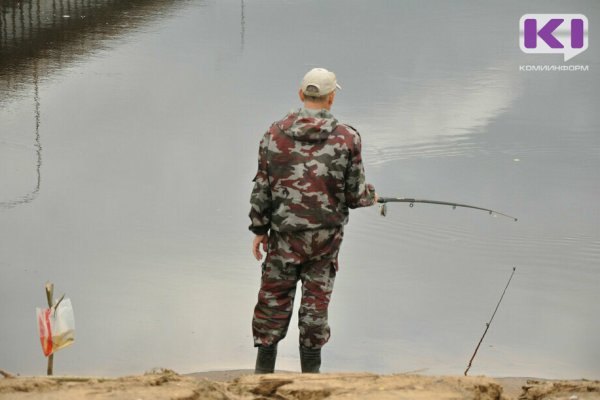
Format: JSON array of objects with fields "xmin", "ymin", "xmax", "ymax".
[{"xmin": 1, "ymin": 0, "xmax": 599, "ymax": 379}]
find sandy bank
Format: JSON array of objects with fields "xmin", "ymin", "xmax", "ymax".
[{"xmin": 1, "ymin": 369, "xmax": 599, "ymax": 399}]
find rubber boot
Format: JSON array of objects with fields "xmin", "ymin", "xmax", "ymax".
[
  {"xmin": 254, "ymin": 344, "xmax": 277, "ymax": 374},
  {"xmin": 300, "ymin": 346, "xmax": 321, "ymax": 373}
]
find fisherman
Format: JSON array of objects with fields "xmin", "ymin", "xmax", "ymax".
[{"xmin": 248, "ymin": 67, "xmax": 378, "ymax": 374}]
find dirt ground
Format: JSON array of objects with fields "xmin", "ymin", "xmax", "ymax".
[{"xmin": 1, "ymin": 369, "xmax": 599, "ymax": 400}]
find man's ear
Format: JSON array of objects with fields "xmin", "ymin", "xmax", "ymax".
[
  {"xmin": 328, "ymin": 91, "xmax": 335, "ymax": 106},
  {"xmin": 299, "ymin": 89, "xmax": 305, "ymax": 102}
]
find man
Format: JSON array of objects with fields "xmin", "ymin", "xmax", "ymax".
[{"xmin": 248, "ymin": 67, "xmax": 377, "ymax": 374}]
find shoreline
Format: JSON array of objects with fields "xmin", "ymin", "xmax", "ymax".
[{"xmin": 1, "ymin": 369, "xmax": 598, "ymax": 399}]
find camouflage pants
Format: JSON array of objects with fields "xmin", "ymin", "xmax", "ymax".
[{"xmin": 252, "ymin": 227, "xmax": 343, "ymax": 349}]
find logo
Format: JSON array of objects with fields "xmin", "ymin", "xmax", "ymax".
[{"xmin": 519, "ymin": 14, "xmax": 588, "ymax": 61}]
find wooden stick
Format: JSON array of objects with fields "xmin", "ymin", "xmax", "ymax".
[
  {"xmin": 52, "ymin": 294, "xmax": 65, "ymax": 316},
  {"xmin": 45, "ymin": 282, "xmax": 54, "ymax": 376}
]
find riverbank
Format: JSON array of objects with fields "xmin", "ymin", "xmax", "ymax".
[{"xmin": 1, "ymin": 369, "xmax": 598, "ymax": 399}]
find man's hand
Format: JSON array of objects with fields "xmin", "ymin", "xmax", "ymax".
[
  {"xmin": 252, "ymin": 234, "xmax": 268, "ymax": 261},
  {"xmin": 373, "ymin": 192, "xmax": 379, "ymax": 205}
]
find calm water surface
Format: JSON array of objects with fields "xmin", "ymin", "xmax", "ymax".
[{"xmin": 1, "ymin": 0, "xmax": 599, "ymax": 378}]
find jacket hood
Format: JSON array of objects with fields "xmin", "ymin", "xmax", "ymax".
[{"xmin": 278, "ymin": 108, "xmax": 338, "ymax": 142}]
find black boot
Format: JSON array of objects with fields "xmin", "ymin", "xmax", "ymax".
[
  {"xmin": 300, "ymin": 346, "xmax": 321, "ymax": 373},
  {"xmin": 255, "ymin": 344, "xmax": 277, "ymax": 374}
]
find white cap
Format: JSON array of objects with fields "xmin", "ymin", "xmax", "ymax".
[{"xmin": 300, "ymin": 67, "xmax": 342, "ymax": 96}]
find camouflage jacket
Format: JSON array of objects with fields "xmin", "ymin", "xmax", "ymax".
[{"xmin": 248, "ymin": 108, "xmax": 376, "ymax": 235}]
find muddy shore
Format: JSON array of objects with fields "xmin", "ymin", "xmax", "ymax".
[{"xmin": 1, "ymin": 369, "xmax": 599, "ymax": 399}]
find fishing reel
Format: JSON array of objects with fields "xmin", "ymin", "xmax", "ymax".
[{"xmin": 379, "ymin": 201, "xmax": 414, "ymax": 217}]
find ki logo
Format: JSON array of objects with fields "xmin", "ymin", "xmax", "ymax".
[{"xmin": 519, "ymin": 14, "xmax": 588, "ymax": 61}]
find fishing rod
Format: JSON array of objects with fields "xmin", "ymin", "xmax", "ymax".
[
  {"xmin": 464, "ymin": 267, "xmax": 517, "ymax": 376},
  {"xmin": 377, "ymin": 197, "xmax": 518, "ymax": 221}
]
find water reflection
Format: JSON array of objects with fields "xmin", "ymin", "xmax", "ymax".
[
  {"xmin": 364, "ymin": 66, "xmax": 521, "ymax": 163},
  {"xmin": 240, "ymin": 0, "xmax": 245, "ymax": 52},
  {"xmin": 0, "ymin": 59, "xmax": 41, "ymax": 209},
  {"xmin": 0, "ymin": 0, "xmax": 186, "ymax": 104},
  {"xmin": 0, "ymin": 0, "xmax": 187, "ymax": 208}
]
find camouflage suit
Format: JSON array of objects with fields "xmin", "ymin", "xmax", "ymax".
[{"xmin": 249, "ymin": 107, "xmax": 375, "ymax": 349}]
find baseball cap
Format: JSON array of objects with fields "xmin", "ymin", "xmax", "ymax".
[{"xmin": 300, "ymin": 68, "xmax": 342, "ymax": 96}]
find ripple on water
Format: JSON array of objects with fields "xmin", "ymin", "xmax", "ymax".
[{"xmin": 349, "ymin": 66, "xmax": 521, "ymax": 163}]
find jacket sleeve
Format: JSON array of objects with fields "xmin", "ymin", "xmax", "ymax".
[
  {"xmin": 248, "ymin": 132, "xmax": 273, "ymax": 235},
  {"xmin": 345, "ymin": 130, "xmax": 376, "ymax": 209}
]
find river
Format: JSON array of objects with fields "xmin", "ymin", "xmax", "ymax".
[{"xmin": 1, "ymin": 0, "xmax": 598, "ymax": 378}]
